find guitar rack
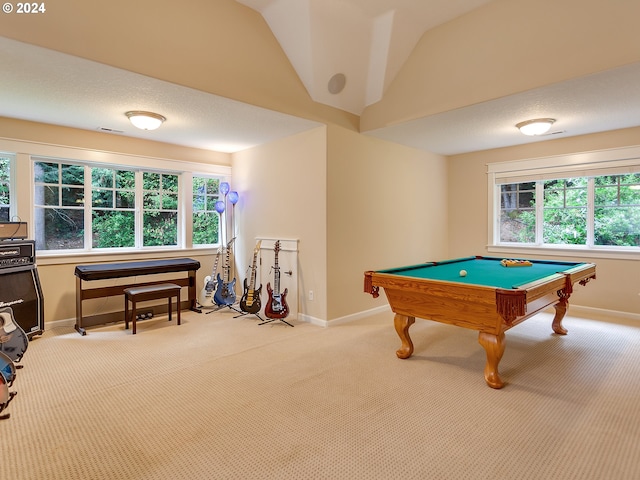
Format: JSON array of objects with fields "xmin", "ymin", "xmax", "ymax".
[{"xmin": 200, "ymin": 238, "xmax": 298, "ymax": 327}]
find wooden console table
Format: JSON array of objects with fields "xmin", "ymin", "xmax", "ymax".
[{"xmin": 74, "ymin": 258, "xmax": 200, "ymax": 335}]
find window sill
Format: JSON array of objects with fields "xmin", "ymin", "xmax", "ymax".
[
  {"xmin": 487, "ymin": 244, "xmax": 640, "ymax": 261},
  {"xmin": 36, "ymin": 247, "xmax": 220, "ymax": 267}
]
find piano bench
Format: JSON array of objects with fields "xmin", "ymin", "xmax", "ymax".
[{"xmin": 123, "ymin": 283, "xmax": 181, "ymax": 334}]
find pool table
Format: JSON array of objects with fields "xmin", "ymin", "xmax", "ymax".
[{"xmin": 364, "ymin": 256, "xmax": 596, "ymax": 388}]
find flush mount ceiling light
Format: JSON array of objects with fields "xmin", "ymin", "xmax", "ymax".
[
  {"xmin": 516, "ymin": 118, "xmax": 556, "ymax": 136},
  {"xmin": 125, "ymin": 111, "xmax": 166, "ymax": 130}
]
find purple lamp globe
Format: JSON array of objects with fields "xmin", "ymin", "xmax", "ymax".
[
  {"xmin": 228, "ymin": 191, "xmax": 239, "ymax": 205},
  {"xmin": 214, "ymin": 200, "xmax": 226, "ymax": 214},
  {"xmin": 219, "ymin": 182, "xmax": 230, "ymax": 196}
]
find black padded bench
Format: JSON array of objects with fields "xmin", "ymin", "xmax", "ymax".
[{"xmin": 124, "ymin": 283, "xmax": 181, "ymax": 334}]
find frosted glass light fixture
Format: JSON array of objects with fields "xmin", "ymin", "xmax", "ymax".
[
  {"xmin": 125, "ymin": 111, "xmax": 166, "ymax": 130},
  {"xmin": 228, "ymin": 191, "xmax": 239, "ymax": 205},
  {"xmin": 214, "ymin": 201, "xmax": 226, "ymax": 214},
  {"xmin": 516, "ymin": 118, "xmax": 555, "ymax": 136},
  {"xmin": 219, "ymin": 182, "xmax": 230, "ymax": 196}
]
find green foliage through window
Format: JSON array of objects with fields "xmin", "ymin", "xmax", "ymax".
[
  {"xmin": 142, "ymin": 172, "xmax": 178, "ymax": 247},
  {"xmin": 192, "ymin": 176, "xmax": 220, "ymax": 245},
  {"xmin": 92, "ymin": 167, "xmax": 135, "ymax": 248},
  {"xmin": 30, "ymin": 158, "xmax": 225, "ymax": 251},
  {"xmin": 499, "ymin": 174, "xmax": 640, "ymax": 248},
  {"xmin": 34, "ymin": 161, "xmax": 85, "ymax": 250},
  {"xmin": 0, "ymin": 156, "xmax": 11, "ymax": 222},
  {"xmin": 499, "ymin": 182, "xmax": 535, "ymax": 243}
]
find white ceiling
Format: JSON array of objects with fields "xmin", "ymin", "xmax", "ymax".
[
  {"xmin": 0, "ymin": 36, "xmax": 321, "ymax": 154},
  {"xmin": 236, "ymin": 0, "xmax": 493, "ymax": 115},
  {"xmin": 2, "ymin": 0, "xmax": 640, "ymax": 156},
  {"xmin": 366, "ymin": 61, "xmax": 640, "ymax": 155}
]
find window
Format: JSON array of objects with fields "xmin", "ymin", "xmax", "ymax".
[
  {"xmin": 34, "ymin": 160, "xmax": 183, "ymax": 250},
  {"xmin": 489, "ymin": 147, "xmax": 640, "ymax": 256},
  {"xmin": 92, "ymin": 167, "xmax": 136, "ymax": 248},
  {"xmin": 499, "ymin": 175, "xmax": 639, "ymax": 248},
  {"xmin": 543, "ymin": 178, "xmax": 588, "ymax": 245},
  {"xmin": 499, "ymin": 182, "xmax": 535, "ymax": 243},
  {"xmin": 0, "ymin": 155, "xmax": 12, "ymax": 222},
  {"xmin": 192, "ymin": 176, "xmax": 221, "ymax": 245},
  {"xmin": 29, "ymin": 156, "xmax": 226, "ymax": 253},
  {"xmin": 142, "ymin": 172, "xmax": 178, "ymax": 247},
  {"xmin": 34, "ymin": 160, "xmax": 85, "ymax": 250},
  {"xmin": 594, "ymin": 174, "xmax": 640, "ymax": 246},
  {"xmin": 0, "ymin": 139, "xmax": 230, "ymax": 257}
]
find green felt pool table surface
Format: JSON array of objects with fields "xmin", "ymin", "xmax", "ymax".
[{"xmin": 376, "ymin": 256, "xmax": 588, "ymax": 290}]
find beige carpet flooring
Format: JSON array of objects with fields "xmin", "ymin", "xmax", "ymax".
[{"xmin": 1, "ymin": 308, "xmax": 639, "ymax": 479}]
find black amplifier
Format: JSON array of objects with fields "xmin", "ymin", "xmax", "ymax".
[
  {"xmin": 0, "ymin": 239, "xmax": 43, "ymax": 338},
  {"xmin": 0, "ymin": 240, "xmax": 35, "ymax": 269}
]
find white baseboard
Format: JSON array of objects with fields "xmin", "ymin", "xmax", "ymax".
[
  {"xmin": 298, "ymin": 305, "xmax": 392, "ymax": 328},
  {"xmin": 45, "ymin": 317, "xmax": 76, "ymax": 329},
  {"xmin": 568, "ymin": 305, "xmax": 640, "ymax": 323},
  {"xmin": 296, "ymin": 313, "xmax": 326, "ymax": 327},
  {"xmin": 42, "ymin": 304, "xmax": 636, "ymax": 331}
]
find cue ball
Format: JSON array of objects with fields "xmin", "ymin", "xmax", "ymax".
[{"xmin": 459, "ymin": 270, "xmax": 467, "ymax": 277}]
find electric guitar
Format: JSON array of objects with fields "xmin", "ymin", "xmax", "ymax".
[
  {"xmin": 0, "ymin": 352, "xmax": 16, "ymax": 388},
  {"xmin": 0, "ymin": 370, "xmax": 17, "ymax": 420},
  {"xmin": 265, "ymin": 240, "xmax": 290, "ymax": 319},
  {"xmin": 199, "ymin": 247, "xmax": 222, "ymax": 306},
  {"xmin": 0, "ymin": 307, "xmax": 29, "ymax": 364},
  {"xmin": 214, "ymin": 238, "xmax": 237, "ymax": 306},
  {"xmin": 240, "ymin": 240, "xmax": 262, "ymax": 314}
]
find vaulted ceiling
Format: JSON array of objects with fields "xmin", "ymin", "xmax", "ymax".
[
  {"xmin": 236, "ymin": 0, "xmax": 492, "ymax": 115},
  {"xmin": 1, "ymin": 1, "xmax": 640, "ymax": 156}
]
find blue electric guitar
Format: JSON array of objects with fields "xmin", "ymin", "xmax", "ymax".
[
  {"xmin": 0, "ymin": 307, "xmax": 29, "ymax": 364},
  {"xmin": 0, "ymin": 312, "xmax": 20, "ymax": 420},
  {"xmin": 0, "ymin": 352, "xmax": 16, "ymax": 388},
  {"xmin": 214, "ymin": 238, "xmax": 237, "ymax": 306}
]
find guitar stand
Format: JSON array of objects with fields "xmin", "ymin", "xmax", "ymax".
[
  {"xmin": 258, "ymin": 316, "xmax": 294, "ymax": 327},
  {"xmin": 197, "ymin": 303, "xmax": 218, "ymax": 312},
  {"xmin": 233, "ymin": 311, "xmax": 267, "ymax": 322},
  {"xmin": 205, "ymin": 304, "xmax": 243, "ymax": 315}
]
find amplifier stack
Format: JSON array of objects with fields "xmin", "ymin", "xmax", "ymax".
[{"xmin": 0, "ymin": 240, "xmax": 44, "ymax": 338}]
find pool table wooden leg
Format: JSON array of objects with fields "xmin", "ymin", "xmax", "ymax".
[
  {"xmin": 478, "ymin": 331, "xmax": 505, "ymax": 389},
  {"xmin": 394, "ymin": 314, "xmax": 415, "ymax": 359},
  {"xmin": 551, "ymin": 298, "xmax": 569, "ymax": 335}
]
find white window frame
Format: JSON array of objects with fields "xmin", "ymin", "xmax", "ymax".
[
  {"xmin": 487, "ymin": 145, "xmax": 640, "ymax": 260},
  {"xmin": 0, "ymin": 137, "xmax": 231, "ymax": 265},
  {"xmin": 0, "ymin": 152, "xmax": 16, "ymax": 221},
  {"xmin": 191, "ymin": 174, "xmax": 223, "ymax": 247}
]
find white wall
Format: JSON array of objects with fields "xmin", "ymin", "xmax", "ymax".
[
  {"xmin": 326, "ymin": 125, "xmax": 450, "ymax": 320},
  {"xmin": 233, "ymin": 124, "xmax": 451, "ymax": 324},
  {"xmin": 232, "ymin": 127, "xmax": 329, "ymax": 322}
]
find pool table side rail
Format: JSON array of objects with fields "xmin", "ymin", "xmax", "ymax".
[
  {"xmin": 511, "ymin": 262, "xmax": 596, "ymax": 291},
  {"xmin": 365, "ymin": 271, "xmax": 518, "ymax": 332},
  {"xmin": 501, "ymin": 262, "xmax": 596, "ymax": 316}
]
